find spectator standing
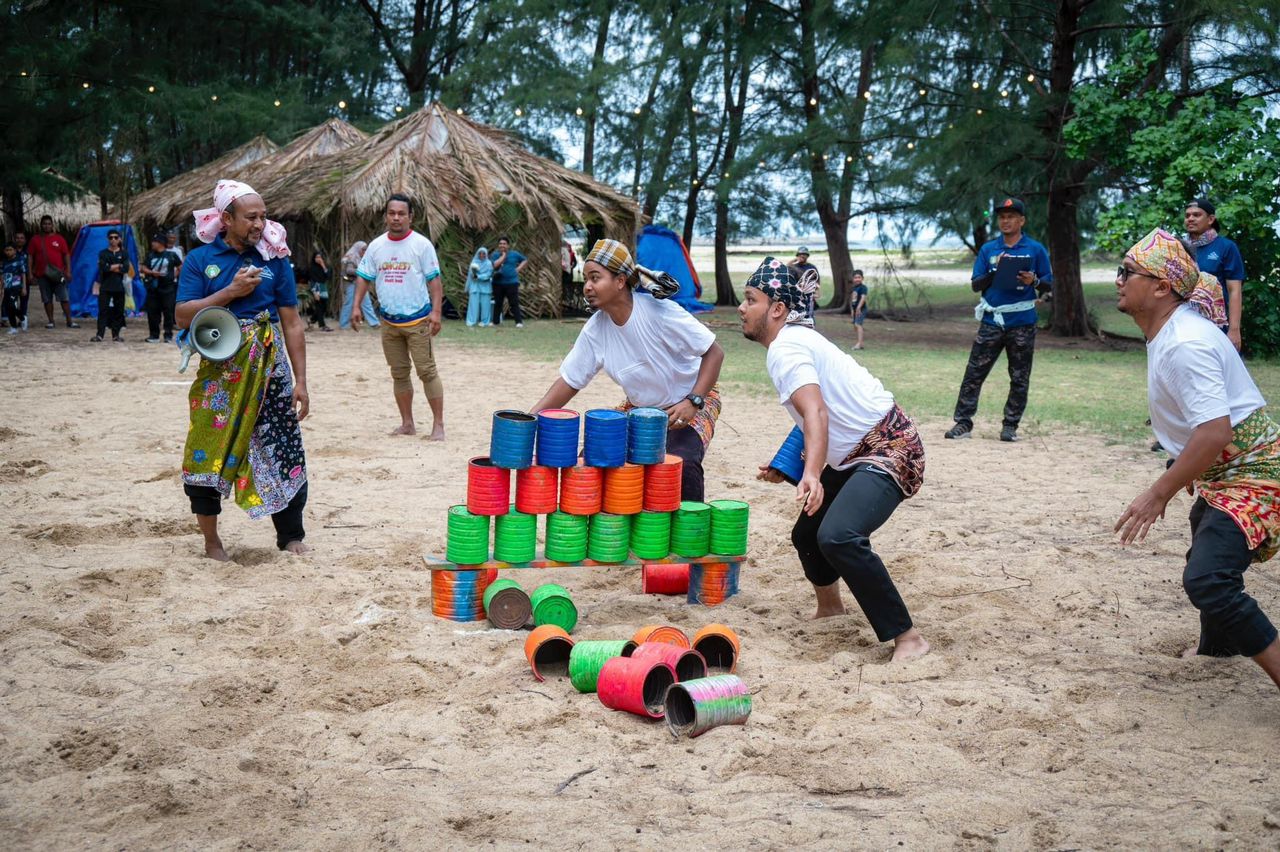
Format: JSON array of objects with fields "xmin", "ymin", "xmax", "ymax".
[
  {"xmin": 91, "ymin": 229, "xmax": 131, "ymax": 343},
  {"xmin": 140, "ymin": 232, "xmax": 182, "ymax": 342},
  {"xmin": 309, "ymin": 250, "xmax": 332, "ymax": 332},
  {"xmin": 561, "ymin": 238, "xmax": 577, "ymax": 306},
  {"xmin": 352, "ymin": 193, "xmax": 446, "ymax": 439},
  {"xmin": 466, "ymin": 247, "xmax": 494, "ymax": 327},
  {"xmin": 490, "ymin": 236, "xmax": 526, "ymax": 327},
  {"xmin": 1184, "ymin": 198, "xmax": 1245, "ymax": 351},
  {"xmin": 944, "ymin": 197, "xmax": 1052, "ymax": 443},
  {"xmin": 13, "ymin": 230, "xmax": 30, "ymax": 330},
  {"xmin": 850, "ymin": 269, "xmax": 868, "ymax": 350},
  {"xmin": 27, "ymin": 215, "xmax": 79, "ymax": 329},
  {"xmin": 166, "ymin": 230, "xmax": 185, "ymax": 263},
  {"xmin": 790, "ymin": 246, "xmax": 821, "ymax": 319},
  {"xmin": 2, "ymin": 242, "xmax": 25, "ymax": 334},
  {"xmin": 339, "ymin": 240, "xmax": 379, "ymax": 329}
]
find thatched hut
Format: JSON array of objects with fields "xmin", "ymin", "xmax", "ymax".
[
  {"xmin": 125, "ymin": 134, "xmax": 279, "ymax": 228},
  {"xmin": 3, "ymin": 169, "xmax": 104, "ymax": 237},
  {"xmin": 262, "ymin": 103, "xmax": 640, "ymax": 318}
]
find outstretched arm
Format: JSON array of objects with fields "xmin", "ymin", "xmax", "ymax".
[{"xmin": 531, "ymin": 378, "xmax": 579, "ymax": 415}]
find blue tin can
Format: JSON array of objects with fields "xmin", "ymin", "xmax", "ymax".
[
  {"xmin": 769, "ymin": 426, "xmax": 805, "ymax": 485},
  {"xmin": 626, "ymin": 407, "xmax": 668, "ymax": 465},
  {"xmin": 583, "ymin": 409, "xmax": 628, "ymax": 468},
  {"xmin": 490, "ymin": 410, "xmax": 537, "ymax": 469},
  {"xmin": 536, "ymin": 408, "xmax": 581, "ymax": 468}
]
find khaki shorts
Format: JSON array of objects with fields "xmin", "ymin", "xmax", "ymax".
[{"xmin": 381, "ymin": 321, "xmax": 443, "ymax": 398}]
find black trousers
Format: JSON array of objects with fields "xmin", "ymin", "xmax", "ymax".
[
  {"xmin": 952, "ymin": 322, "xmax": 1036, "ymax": 430},
  {"xmin": 19, "ymin": 286, "xmax": 30, "ymax": 323},
  {"xmin": 791, "ymin": 463, "xmax": 912, "ymax": 642},
  {"xmin": 311, "ymin": 295, "xmax": 328, "ymax": 328},
  {"xmin": 667, "ymin": 425, "xmax": 707, "ymax": 502},
  {"xmin": 185, "ymin": 481, "xmax": 308, "ymax": 551},
  {"xmin": 492, "ymin": 284, "xmax": 522, "ymax": 324},
  {"xmin": 97, "ymin": 290, "xmax": 126, "ymax": 337},
  {"xmin": 2, "ymin": 289, "xmax": 20, "ymax": 327},
  {"xmin": 1184, "ymin": 498, "xmax": 1278, "ymax": 657},
  {"xmin": 146, "ymin": 288, "xmax": 176, "ymax": 339}
]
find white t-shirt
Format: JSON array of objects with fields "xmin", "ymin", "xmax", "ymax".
[
  {"xmin": 767, "ymin": 324, "xmax": 895, "ymax": 470},
  {"xmin": 356, "ymin": 230, "xmax": 440, "ymax": 326},
  {"xmin": 560, "ymin": 293, "xmax": 716, "ymax": 408},
  {"xmin": 1147, "ymin": 304, "xmax": 1265, "ymax": 456}
]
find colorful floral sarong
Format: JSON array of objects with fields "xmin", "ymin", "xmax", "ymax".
[
  {"xmin": 837, "ymin": 403, "xmax": 925, "ymax": 499},
  {"xmin": 619, "ymin": 385, "xmax": 722, "ymax": 449},
  {"xmin": 181, "ymin": 311, "xmax": 307, "ymax": 519},
  {"xmin": 1196, "ymin": 408, "xmax": 1280, "ymax": 562}
]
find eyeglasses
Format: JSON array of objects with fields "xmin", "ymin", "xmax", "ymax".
[
  {"xmin": 108, "ymin": 236, "xmax": 121, "ymax": 241},
  {"xmin": 1116, "ymin": 266, "xmax": 1158, "ymax": 282}
]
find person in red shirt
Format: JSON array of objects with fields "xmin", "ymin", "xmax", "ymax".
[{"xmin": 27, "ymin": 215, "xmax": 79, "ymax": 329}]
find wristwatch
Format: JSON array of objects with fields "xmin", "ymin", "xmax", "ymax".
[{"xmin": 686, "ymin": 394, "xmax": 705, "ymax": 409}]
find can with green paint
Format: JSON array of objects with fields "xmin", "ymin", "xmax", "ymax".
[
  {"xmin": 446, "ymin": 504, "xmax": 490, "ymax": 564},
  {"xmin": 531, "ymin": 583, "xmax": 578, "ymax": 633},
  {"xmin": 588, "ymin": 513, "xmax": 631, "ymax": 562},
  {"xmin": 708, "ymin": 499, "xmax": 749, "ymax": 555},
  {"xmin": 671, "ymin": 501, "xmax": 711, "ymax": 558},
  {"xmin": 630, "ymin": 510, "xmax": 672, "ymax": 559},
  {"xmin": 494, "ymin": 506, "xmax": 537, "ymax": 563},
  {"xmin": 482, "ymin": 577, "xmax": 532, "ymax": 630},
  {"xmin": 568, "ymin": 640, "xmax": 637, "ymax": 692},
  {"xmin": 545, "ymin": 510, "xmax": 588, "ymax": 562}
]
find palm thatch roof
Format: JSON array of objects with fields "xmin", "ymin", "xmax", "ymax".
[
  {"xmin": 263, "ymin": 104, "xmax": 640, "ymax": 317},
  {"xmin": 125, "ymin": 134, "xmax": 279, "ymax": 226},
  {"xmin": 5, "ymin": 169, "xmax": 103, "ymax": 234}
]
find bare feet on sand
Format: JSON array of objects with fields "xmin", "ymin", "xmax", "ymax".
[
  {"xmin": 283, "ymin": 540, "xmax": 310, "ymax": 555},
  {"xmin": 390, "ymin": 421, "xmax": 416, "ymax": 436},
  {"xmin": 812, "ymin": 582, "xmax": 846, "ymax": 619},
  {"xmin": 891, "ymin": 628, "xmax": 930, "ymax": 662},
  {"xmin": 203, "ymin": 539, "xmax": 230, "ymax": 562},
  {"xmin": 1180, "ymin": 645, "xmax": 1200, "ymax": 659},
  {"xmin": 428, "ymin": 422, "xmax": 445, "ymax": 441}
]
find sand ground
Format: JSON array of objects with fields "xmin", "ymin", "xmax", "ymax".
[{"xmin": 2, "ymin": 325, "xmax": 1279, "ymax": 849}]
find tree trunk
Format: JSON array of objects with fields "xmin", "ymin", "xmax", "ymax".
[
  {"xmin": 3, "ymin": 188, "xmax": 24, "ymax": 238},
  {"xmin": 1046, "ymin": 184, "xmax": 1089, "ymax": 335},
  {"xmin": 1042, "ymin": 0, "xmax": 1086, "ymax": 336},
  {"xmin": 713, "ymin": 199, "xmax": 738, "ymax": 306},
  {"xmin": 582, "ymin": 6, "xmax": 611, "ymax": 177},
  {"xmin": 713, "ymin": 0, "xmax": 755, "ymax": 308}
]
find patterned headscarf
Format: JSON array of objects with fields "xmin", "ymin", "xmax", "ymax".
[
  {"xmin": 1125, "ymin": 228, "xmax": 1227, "ymax": 326},
  {"xmin": 745, "ymin": 256, "xmax": 819, "ymax": 328},
  {"xmin": 192, "ymin": 180, "xmax": 290, "ymax": 261},
  {"xmin": 583, "ymin": 239, "xmax": 680, "ymax": 299}
]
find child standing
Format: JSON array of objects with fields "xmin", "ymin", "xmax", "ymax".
[
  {"xmin": 2, "ymin": 243, "xmax": 26, "ymax": 335},
  {"xmin": 851, "ymin": 269, "xmax": 868, "ymax": 350}
]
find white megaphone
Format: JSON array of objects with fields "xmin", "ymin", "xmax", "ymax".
[{"xmin": 176, "ymin": 306, "xmax": 244, "ymax": 373}]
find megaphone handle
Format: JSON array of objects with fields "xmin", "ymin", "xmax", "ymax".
[{"xmin": 179, "ymin": 350, "xmax": 193, "ymax": 373}]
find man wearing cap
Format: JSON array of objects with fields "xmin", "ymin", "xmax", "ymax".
[
  {"xmin": 1185, "ymin": 198, "xmax": 1245, "ymax": 351},
  {"xmin": 740, "ymin": 257, "xmax": 929, "ymax": 663},
  {"xmin": 140, "ymin": 232, "xmax": 182, "ymax": 343},
  {"xmin": 1114, "ymin": 228, "xmax": 1279, "ymax": 693},
  {"xmin": 945, "ymin": 197, "xmax": 1052, "ymax": 443},
  {"xmin": 789, "ymin": 247, "xmax": 821, "ymax": 319}
]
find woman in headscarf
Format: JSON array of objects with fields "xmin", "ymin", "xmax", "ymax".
[
  {"xmin": 1114, "ymin": 228, "xmax": 1279, "ymax": 691},
  {"xmin": 465, "ymin": 246, "xmax": 494, "ymax": 327},
  {"xmin": 339, "ymin": 240, "xmax": 379, "ymax": 329},
  {"xmin": 309, "ymin": 250, "xmax": 332, "ymax": 332},
  {"xmin": 529, "ymin": 238, "xmax": 724, "ymax": 501}
]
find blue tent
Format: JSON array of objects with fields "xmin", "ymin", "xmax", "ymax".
[
  {"xmin": 635, "ymin": 225, "xmax": 712, "ymax": 313},
  {"xmin": 69, "ymin": 221, "xmax": 144, "ymax": 317}
]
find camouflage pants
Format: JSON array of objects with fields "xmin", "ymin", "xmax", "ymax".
[{"xmin": 952, "ymin": 322, "xmax": 1036, "ymax": 431}]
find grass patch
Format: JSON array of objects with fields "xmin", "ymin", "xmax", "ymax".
[{"xmin": 443, "ymin": 308, "xmax": 1280, "ymax": 443}]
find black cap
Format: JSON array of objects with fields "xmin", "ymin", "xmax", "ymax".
[
  {"xmin": 151, "ymin": 232, "xmax": 168, "ymax": 244},
  {"xmin": 994, "ymin": 197, "xmax": 1025, "ymax": 216},
  {"xmin": 1187, "ymin": 197, "xmax": 1216, "ymax": 217}
]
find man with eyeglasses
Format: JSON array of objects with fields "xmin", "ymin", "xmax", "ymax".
[
  {"xmin": 945, "ymin": 197, "xmax": 1052, "ymax": 443},
  {"xmin": 91, "ymin": 229, "xmax": 132, "ymax": 342},
  {"xmin": 1114, "ymin": 228, "xmax": 1279, "ymax": 693}
]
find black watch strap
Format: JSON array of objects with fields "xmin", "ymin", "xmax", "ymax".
[{"xmin": 686, "ymin": 394, "xmax": 705, "ymax": 409}]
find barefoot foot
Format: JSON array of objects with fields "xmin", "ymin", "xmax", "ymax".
[
  {"xmin": 283, "ymin": 540, "xmax": 310, "ymax": 554},
  {"xmin": 811, "ymin": 582, "xmax": 845, "ymax": 619},
  {"xmin": 204, "ymin": 539, "xmax": 231, "ymax": 562},
  {"xmin": 1180, "ymin": 645, "xmax": 1200, "ymax": 659},
  {"xmin": 428, "ymin": 422, "xmax": 445, "ymax": 441},
  {"xmin": 812, "ymin": 604, "xmax": 847, "ymax": 619},
  {"xmin": 390, "ymin": 422, "xmax": 416, "ymax": 436},
  {"xmin": 891, "ymin": 628, "xmax": 930, "ymax": 662}
]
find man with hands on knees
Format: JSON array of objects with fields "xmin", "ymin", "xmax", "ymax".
[
  {"xmin": 741, "ymin": 257, "xmax": 929, "ymax": 663},
  {"xmin": 176, "ymin": 180, "xmax": 310, "ymax": 561},
  {"xmin": 1114, "ymin": 229, "xmax": 1279, "ymax": 692}
]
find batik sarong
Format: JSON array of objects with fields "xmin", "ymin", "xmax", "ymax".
[
  {"xmin": 1196, "ymin": 408, "xmax": 1280, "ymax": 562},
  {"xmin": 837, "ymin": 403, "xmax": 925, "ymax": 499}
]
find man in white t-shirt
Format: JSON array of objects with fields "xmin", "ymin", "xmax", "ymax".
[
  {"xmin": 1114, "ymin": 228, "xmax": 1279, "ymax": 692},
  {"xmin": 739, "ymin": 257, "xmax": 929, "ymax": 663},
  {"xmin": 352, "ymin": 193, "xmax": 446, "ymax": 439}
]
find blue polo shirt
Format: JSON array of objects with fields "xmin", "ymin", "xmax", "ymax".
[
  {"xmin": 176, "ymin": 236, "xmax": 297, "ymax": 321},
  {"xmin": 492, "ymin": 248, "xmax": 526, "ymax": 286},
  {"xmin": 1194, "ymin": 234, "xmax": 1245, "ymax": 315},
  {"xmin": 972, "ymin": 233, "xmax": 1053, "ymax": 328}
]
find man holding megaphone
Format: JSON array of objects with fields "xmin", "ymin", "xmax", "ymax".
[{"xmin": 175, "ymin": 180, "xmax": 310, "ymax": 561}]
